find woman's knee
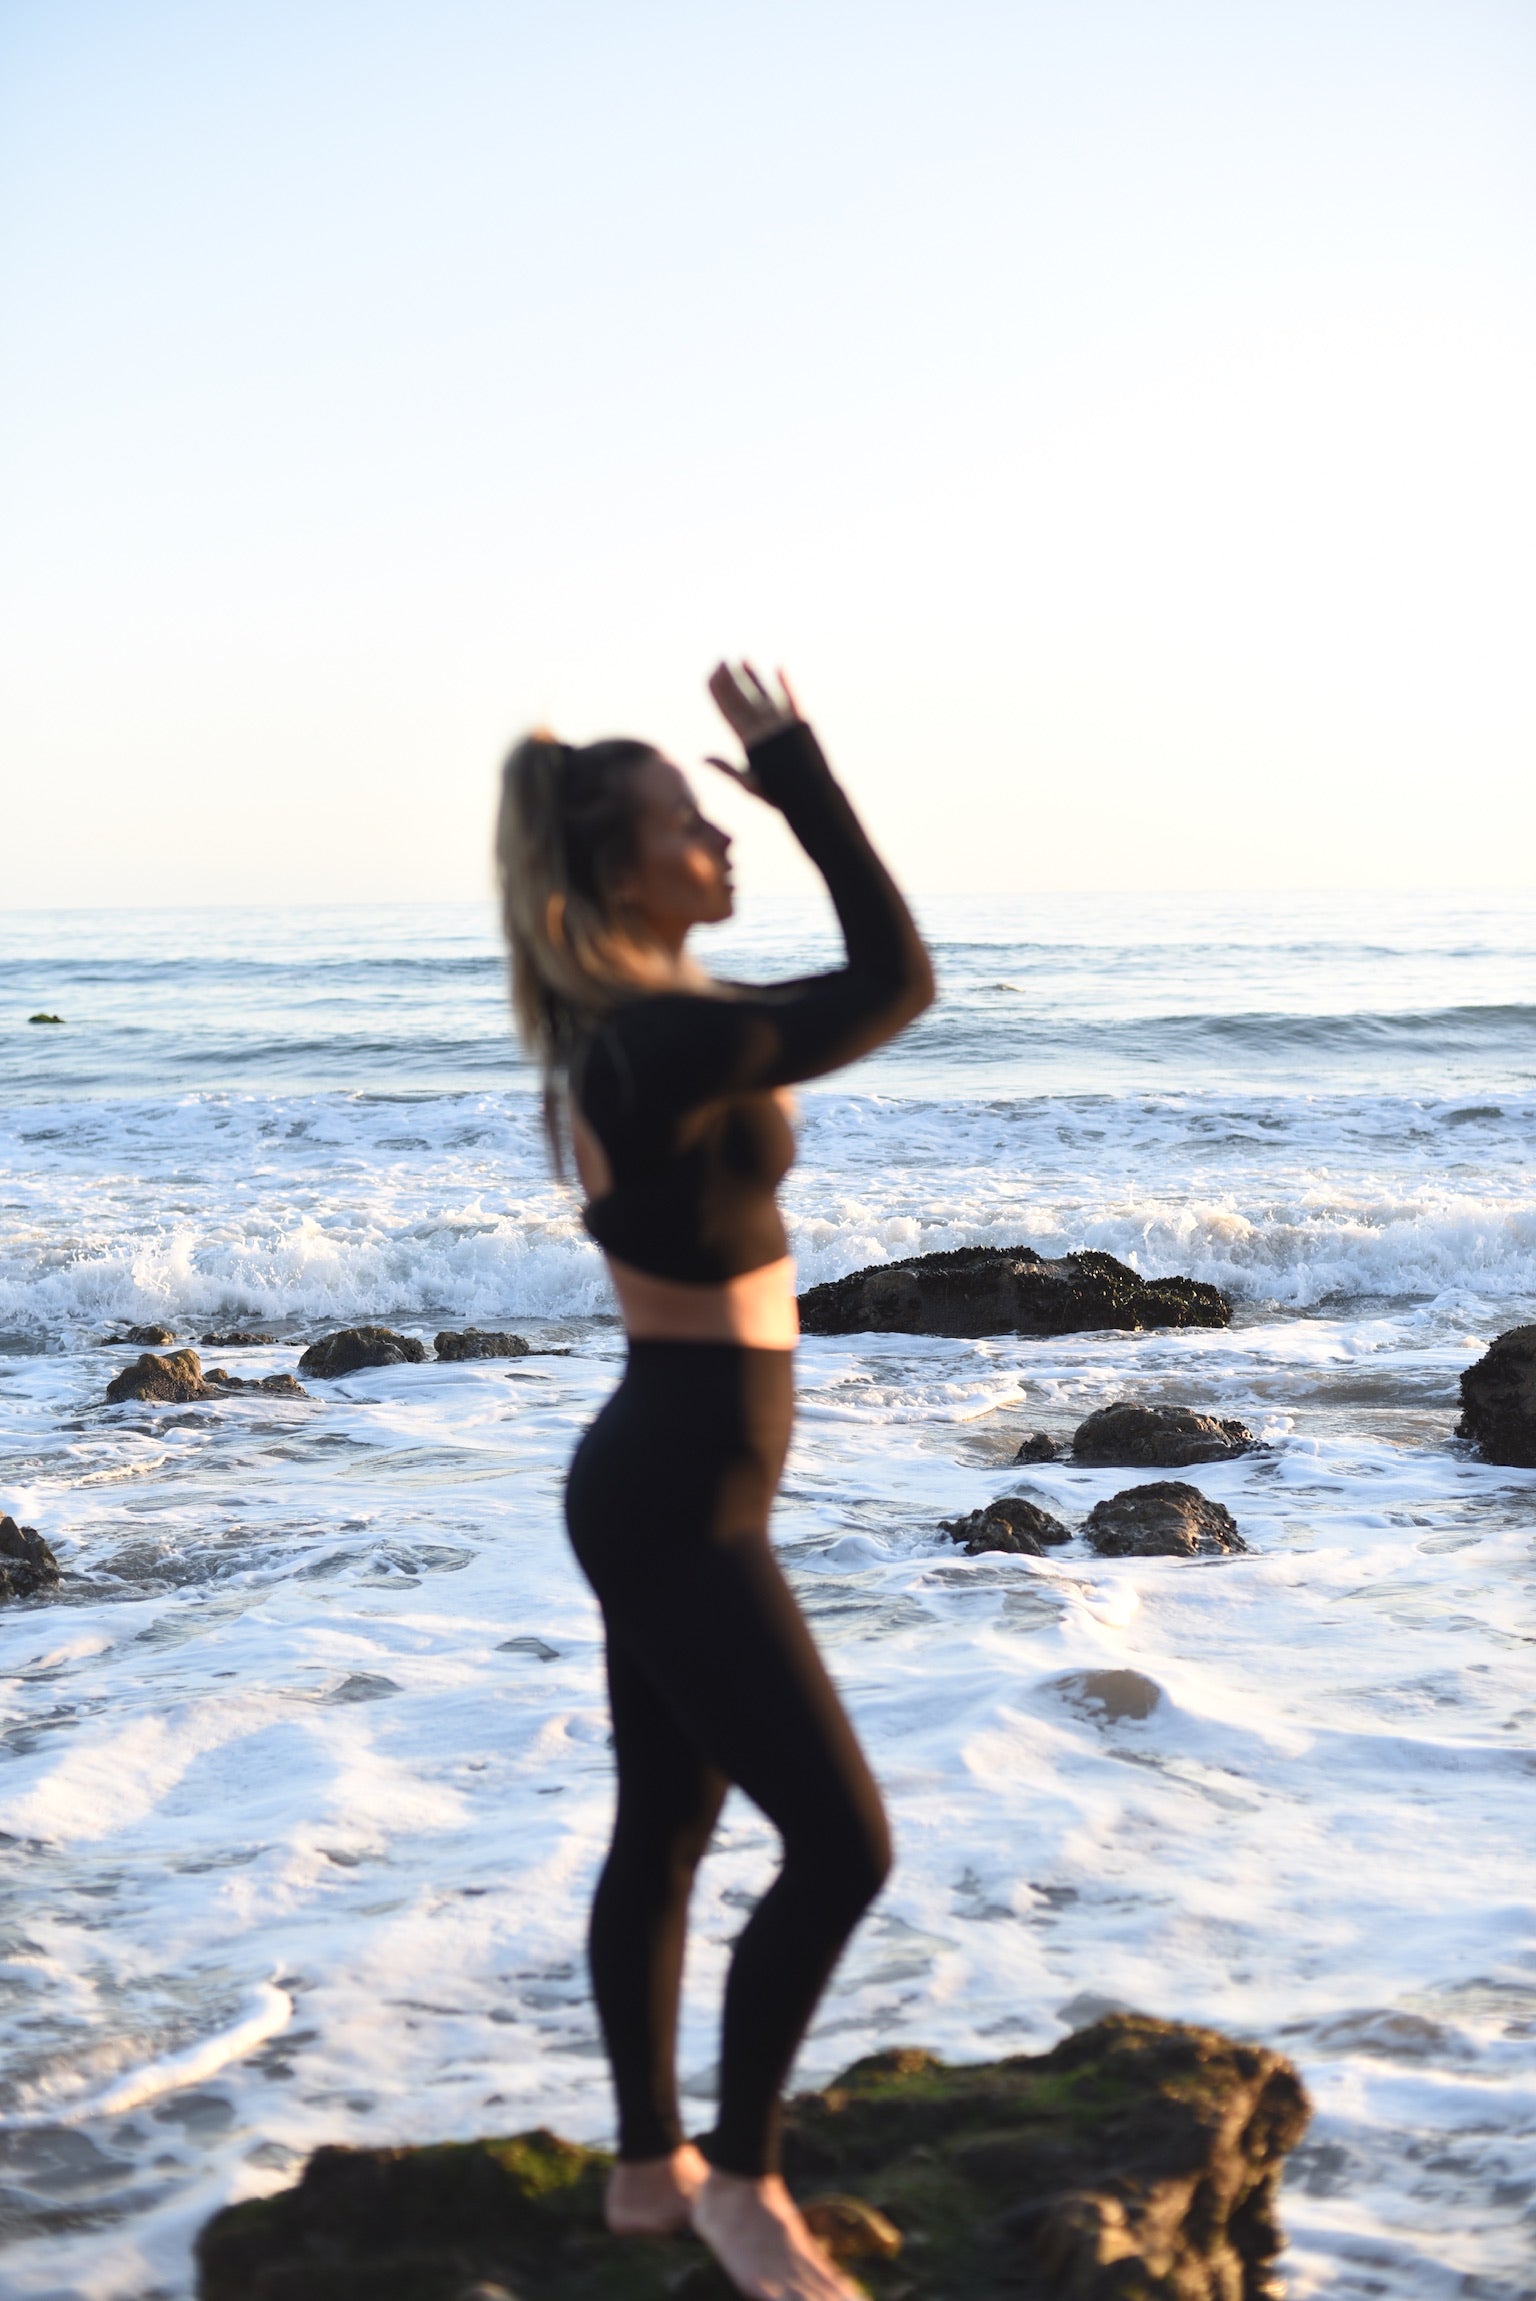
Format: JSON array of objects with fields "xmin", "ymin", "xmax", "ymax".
[{"xmin": 789, "ymin": 1790, "xmax": 892, "ymax": 1919}]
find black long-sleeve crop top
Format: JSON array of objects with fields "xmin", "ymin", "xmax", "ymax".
[{"xmin": 571, "ymin": 720, "xmax": 933, "ymax": 1284}]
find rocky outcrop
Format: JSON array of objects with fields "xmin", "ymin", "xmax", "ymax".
[
  {"xmin": 27, "ymin": 1012, "xmax": 64, "ymax": 1024},
  {"xmin": 434, "ymin": 1329, "xmax": 531, "ymax": 1361},
  {"xmin": 105, "ymin": 1322, "xmax": 177, "ymax": 1348},
  {"xmin": 940, "ymin": 1495, "xmax": 1072, "ymax": 1555},
  {"xmin": 1457, "ymin": 1326, "xmax": 1536, "ymax": 1467},
  {"xmin": 1074, "ymin": 1401, "xmax": 1256, "ymax": 1467},
  {"xmin": 105, "ymin": 1350, "xmax": 308, "ymax": 1404},
  {"xmin": 201, "ymin": 1331, "xmax": 279, "ymax": 1347},
  {"xmin": 1084, "ymin": 1482, "xmax": 1247, "ymax": 1558},
  {"xmin": 798, "ymin": 1246, "xmax": 1230, "ymax": 1339},
  {"xmin": 298, "ymin": 1327, "xmax": 427, "ymax": 1378},
  {"xmin": 194, "ymin": 2013, "xmax": 1309, "ymax": 2301},
  {"xmin": 0, "ymin": 1516, "xmax": 61, "ymax": 1601},
  {"xmin": 105, "ymin": 1348, "xmax": 214, "ymax": 1403}
]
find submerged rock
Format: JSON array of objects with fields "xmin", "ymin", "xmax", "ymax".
[
  {"xmin": 195, "ymin": 2013, "xmax": 1308, "ymax": 2301},
  {"xmin": 1457, "ymin": 1326, "xmax": 1536, "ymax": 1467},
  {"xmin": 940, "ymin": 1494, "xmax": 1072, "ymax": 1555},
  {"xmin": 298, "ymin": 1327, "xmax": 427, "ymax": 1379},
  {"xmin": 798, "ymin": 1246, "xmax": 1230, "ymax": 1338},
  {"xmin": 27, "ymin": 1012, "xmax": 64, "ymax": 1024},
  {"xmin": 1084, "ymin": 1481, "xmax": 1247, "ymax": 1558},
  {"xmin": 1012, "ymin": 1430, "xmax": 1061, "ymax": 1463},
  {"xmin": 200, "ymin": 1331, "xmax": 279, "ymax": 1348},
  {"xmin": 118, "ymin": 1322, "xmax": 177, "ymax": 1348},
  {"xmin": 434, "ymin": 1330, "xmax": 531, "ymax": 1361},
  {"xmin": 105, "ymin": 1348, "xmax": 213, "ymax": 1404},
  {"xmin": 1074, "ymin": 1400, "xmax": 1256, "ymax": 1467},
  {"xmin": 204, "ymin": 1369, "xmax": 310, "ymax": 1398},
  {"xmin": 0, "ymin": 1516, "xmax": 61, "ymax": 1601}
]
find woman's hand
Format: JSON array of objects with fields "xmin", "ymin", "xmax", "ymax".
[{"xmin": 705, "ymin": 661, "xmax": 801, "ymax": 794}]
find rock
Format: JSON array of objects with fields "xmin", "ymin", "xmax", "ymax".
[
  {"xmin": 1013, "ymin": 1430, "xmax": 1060, "ymax": 1463},
  {"xmin": 298, "ymin": 1327, "xmax": 427, "ymax": 1379},
  {"xmin": 105, "ymin": 1348, "xmax": 214, "ymax": 1404},
  {"xmin": 1457, "ymin": 1326, "xmax": 1536, "ymax": 1467},
  {"xmin": 434, "ymin": 1330, "xmax": 531, "ymax": 1362},
  {"xmin": 27, "ymin": 1012, "xmax": 64, "ymax": 1024},
  {"xmin": 121, "ymin": 1322, "xmax": 177, "ymax": 1347},
  {"xmin": 798, "ymin": 1246, "xmax": 1230, "ymax": 1338},
  {"xmin": 800, "ymin": 2193, "xmax": 902, "ymax": 2260},
  {"xmin": 200, "ymin": 1331, "xmax": 279, "ymax": 1347},
  {"xmin": 0, "ymin": 1516, "xmax": 61, "ymax": 1601},
  {"xmin": 1084, "ymin": 1481, "xmax": 1248, "ymax": 1558},
  {"xmin": 194, "ymin": 2013, "xmax": 1309, "ymax": 2301},
  {"xmin": 1073, "ymin": 1400, "xmax": 1256, "ymax": 1467},
  {"xmin": 940, "ymin": 1495, "xmax": 1072, "ymax": 1555},
  {"xmin": 204, "ymin": 1369, "xmax": 310, "ymax": 1398}
]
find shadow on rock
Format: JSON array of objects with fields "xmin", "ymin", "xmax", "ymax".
[{"xmin": 195, "ymin": 2014, "xmax": 1308, "ymax": 2301}]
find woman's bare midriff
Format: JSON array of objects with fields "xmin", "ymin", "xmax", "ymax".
[
  {"xmin": 604, "ymin": 1253, "xmax": 799, "ymax": 1350},
  {"xmin": 570, "ymin": 1105, "xmax": 799, "ymax": 1350}
]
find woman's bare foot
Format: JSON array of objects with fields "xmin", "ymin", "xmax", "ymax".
[
  {"xmin": 690, "ymin": 2168, "xmax": 865, "ymax": 2299},
  {"xmin": 604, "ymin": 2142, "xmax": 711, "ymax": 2235}
]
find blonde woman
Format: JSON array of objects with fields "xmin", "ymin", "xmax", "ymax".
[{"xmin": 498, "ymin": 663, "xmax": 933, "ymax": 2301}]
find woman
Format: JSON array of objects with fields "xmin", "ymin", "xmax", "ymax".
[{"xmin": 498, "ymin": 663, "xmax": 934, "ymax": 2301}]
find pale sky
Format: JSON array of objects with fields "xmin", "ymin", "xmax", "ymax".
[{"xmin": 3, "ymin": 0, "xmax": 1533, "ymax": 904}]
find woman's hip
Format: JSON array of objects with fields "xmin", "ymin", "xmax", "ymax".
[{"xmin": 566, "ymin": 1340, "xmax": 793, "ymax": 1584}]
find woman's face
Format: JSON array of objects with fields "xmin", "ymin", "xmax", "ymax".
[{"xmin": 616, "ymin": 755, "xmax": 734, "ymax": 950}]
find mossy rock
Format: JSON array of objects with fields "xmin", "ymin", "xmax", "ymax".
[{"xmin": 196, "ymin": 2015, "xmax": 1308, "ymax": 2300}]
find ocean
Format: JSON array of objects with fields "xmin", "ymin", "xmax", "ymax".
[{"xmin": 1, "ymin": 891, "xmax": 1533, "ymax": 2298}]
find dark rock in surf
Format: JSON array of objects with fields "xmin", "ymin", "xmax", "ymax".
[
  {"xmin": 119, "ymin": 1322, "xmax": 177, "ymax": 1348},
  {"xmin": 1073, "ymin": 1401, "xmax": 1256, "ymax": 1468},
  {"xmin": 1013, "ymin": 1430, "xmax": 1060, "ymax": 1463},
  {"xmin": 194, "ymin": 2013, "xmax": 1309, "ymax": 2301},
  {"xmin": 204, "ymin": 1369, "xmax": 310, "ymax": 1399},
  {"xmin": 0, "ymin": 1516, "xmax": 61, "ymax": 1601},
  {"xmin": 105, "ymin": 1348, "xmax": 214, "ymax": 1404},
  {"xmin": 434, "ymin": 1330, "xmax": 531, "ymax": 1362},
  {"xmin": 797, "ymin": 1245, "xmax": 1230, "ymax": 1339},
  {"xmin": 1084, "ymin": 1481, "xmax": 1247, "ymax": 1559},
  {"xmin": 27, "ymin": 1012, "xmax": 64, "ymax": 1025},
  {"xmin": 940, "ymin": 1494, "xmax": 1072, "ymax": 1556},
  {"xmin": 298, "ymin": 1327, "xmax": 427, "ymax": 1379},
  {"xmin": 201, "ymin": 1331, "xmax": 279, "ymax": 1348},
  {"xmin": 1457, "ymin": 1326, "xmax": 1536, "ymax": 1468}
]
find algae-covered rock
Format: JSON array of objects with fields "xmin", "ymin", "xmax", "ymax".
[
  {"xmin": 798, "ymin": 1246, "xmax": 1231, "ymax": 1339},
  {"xmin": 195, "ymin": 2014, "xmax": 1308, "ymax": 2300}
]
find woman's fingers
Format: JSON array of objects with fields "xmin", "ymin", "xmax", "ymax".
[
  {"xmin": 704, "ymin": 753, "xmax": 765, "ymax": 797},
  {"xmin": 706, "ymin": 659, "xmax": 800, "ymax": 746}
]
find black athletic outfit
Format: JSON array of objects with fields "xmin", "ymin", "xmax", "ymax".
[{"xmin": 564, "ymin": 720, "xmax": 931, "ymax": 2178}]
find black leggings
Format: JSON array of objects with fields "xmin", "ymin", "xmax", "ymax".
[{"xmin": 565, "ymin": 1341, "xmax": 891, "ymax": 2178}]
